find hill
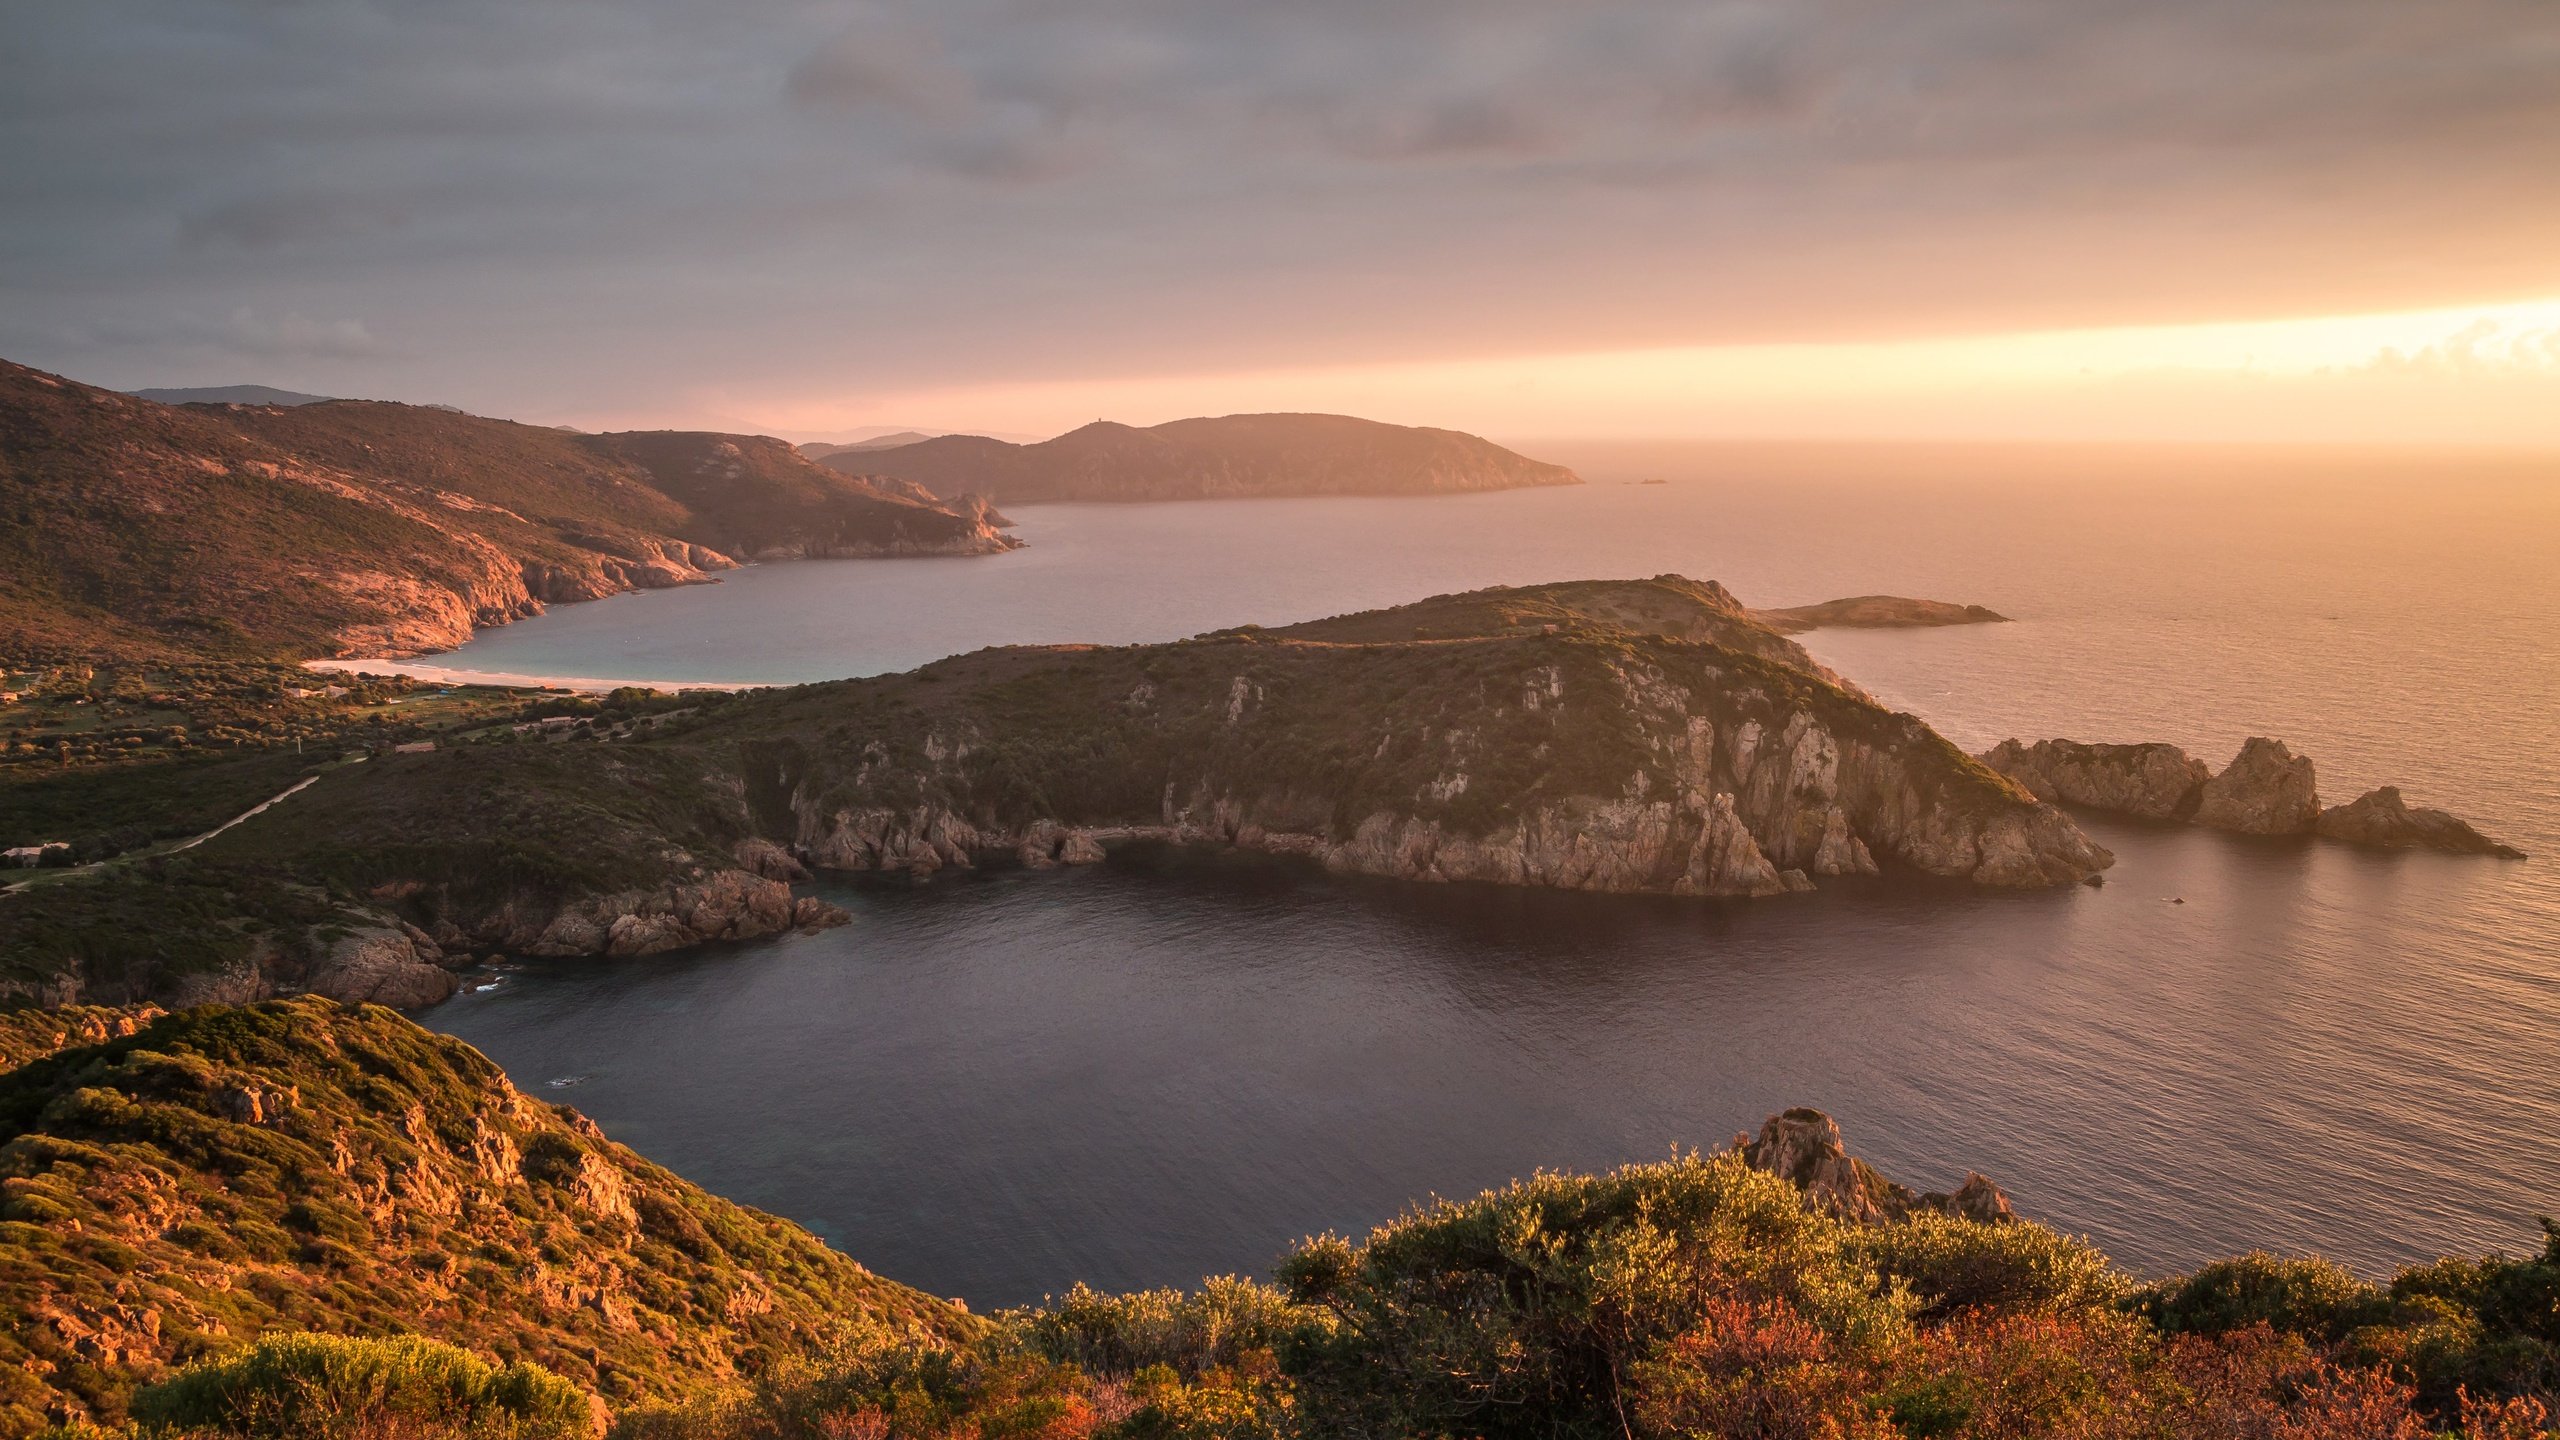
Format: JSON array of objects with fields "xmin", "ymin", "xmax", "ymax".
[
  {"xmin": 820, "ymin": 412, "xmax": 1582, "ymax": 503},
  {"xmin": 0, "ymin": 359, "xmax": 1015, "ymax": 663},
  {"xmin": 8, "ymin": 1007, "xmax": 2555, "ymax": 1440},
  {"xmin": 0, "ymin": 577, "xmax": 2112, "ymax": 1008},
  {"xmin": 583, "ymin": 431, "xmax": 1013, "ymax": 560},
  {"xmin": 127, "ymin": 385, "xmax": 333, "ymax": 407},
  {"xmin": 0, "ymin": 997, "xmax": 968, "ymax": 1430}
]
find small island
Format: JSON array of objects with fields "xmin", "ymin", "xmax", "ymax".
[{"xmin": 1751, "ymin": 595, "xmax": 2012, "ymax": 633}]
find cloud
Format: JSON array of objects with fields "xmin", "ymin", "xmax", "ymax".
[{"xmin": 5, "ymin": 0, "xmax": 2560, "ymax": 424}]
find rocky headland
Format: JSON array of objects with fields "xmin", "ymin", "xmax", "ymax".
[
  {"xmin": 0, "ymin": 357, "xmax": 1014, "ymax": 664},
  {"xmin": 1751, "ymin": 596, "xmax": 2012, "ymax": 633},
  {"xmin": 1982, "ymin": 735, "xmax": 2524, "ymax": 857},
  {"xmin": 819, "ymin": 411, "xmax": 1582, "ymax": 503},
  {"xmin": 4, "ymin": 578, "xmax": 2115, "ymax": 1008}
]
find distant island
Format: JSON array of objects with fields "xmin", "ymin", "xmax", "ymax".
[
  {"xmin": 0, "ymin": 358, "xmax": 1017, "ymax": 663},
  {"xmin": 819, "ymin": 411, "xmax": 1582, "ymax": 503},
  {"xmin": 1752, "ymin": 595, "xmax": 2012, "ymax": 632},
  {"xmin": 127, "ymin": 383, "xmax": 336, "ymax": 407}
]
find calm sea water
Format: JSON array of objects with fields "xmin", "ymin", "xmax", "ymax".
[{"xmin": 427, "ymin": 442, "xmax": 2560, "ymax": 1307}]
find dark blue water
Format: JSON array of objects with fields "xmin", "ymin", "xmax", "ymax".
[{"xmin": 423, "ymin": 443, "xmax": 2560, "ymax": 1308}]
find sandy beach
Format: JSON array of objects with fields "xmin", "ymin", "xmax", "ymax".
[{"xmin": 302, "ymin": 658, "xmax": 772, "ymax": 694}]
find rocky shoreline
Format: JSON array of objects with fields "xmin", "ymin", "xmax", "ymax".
[{"xmin": 1982, "ymin": 735, "xmax": 2525, "ymax": 857}]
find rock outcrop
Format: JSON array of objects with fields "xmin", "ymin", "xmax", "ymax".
[
  {"xmin": 2316, "ymin": 787, "xmax": 2527, "ymax": 858},
  {"xmin": 2193, "ymin": 737, "xmax": 2321, "ymax": 835},
  {"xmin": 1737, "ymin": 1107, "xmax": 2016, "ymax": 1225},
  {"xmin": 0, "ymin": 357, "xmax": 1016, "ymax": 665},
  {"xmin": 1980, "ymin": 738, "xmax": 2211, "ymax": 821},
  {"xmin": 1980, "ymin": 733, "xmax": 2522, "ymax": 860},
  {"xmin": 302, "ymin": 925, "xmax": 463, "ymax": 1008},
  {"xmin": 770, "ymin": 626, "xmax": 2111, "ymax": 896},
  {"xmin": 460, "ymin": 869, "xmax": 850, "ymax": 960},
  {"xmin": 1753, "ymin": 596, "xmax": 2012, "ymax": 633}
]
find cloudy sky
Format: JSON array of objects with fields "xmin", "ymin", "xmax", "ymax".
[{"xmin": 7, "ymin": 0, "xmax": 2560, "ymax": 441}]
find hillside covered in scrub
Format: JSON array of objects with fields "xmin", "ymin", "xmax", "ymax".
[
  {"xmin": 1, "ymin": 578, "xmax": 2111, "ymax": 1007},
  {"xmin": 822, "ymin": 411, "xmax": 1581, "ymax": 503},
  {"xmin": 0, "ymin": 998, "xmax": 966, "ymax": 1432},
  {"xmin": 0, "ymin": 358, "xmax": 1015, "ymax": 664},
  {"xmin": 8, "ymin": 1000, "xmax": 2560, "ymax": 1438}
]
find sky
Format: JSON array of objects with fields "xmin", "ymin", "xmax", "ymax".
[{"xmin": 6, "ymin": 0, "xmax": 2560, "ymax": 444}]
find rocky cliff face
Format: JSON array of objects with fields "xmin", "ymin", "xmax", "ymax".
[
  {"xmin": 2193, "ymin": 737, "xmax": 2321, "ymax": 834},
  {"xmin": 1981, "ymin": 734, "xmax": 2523, "ymax": 858},
  {"xmin": 416, "ymin": 863, "xmax": 848, "ymax": 962},
  {"xmin": 1737, "ymin": 1107, "xmax": 2016, "ymax": 1225},
  {"xmin": 1980, "ymin": 738, "xmax": 2212, "ymax": 821},
  {"xmin": 0, "ymin": 357, "xmax": 1012, "ymax": 663},
  {"xmin": 765, "ymin": 632, "xmax": 2111, "ymax": 897}
]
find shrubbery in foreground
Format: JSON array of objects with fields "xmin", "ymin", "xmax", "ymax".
[{"xmin": 56, "ymin": 1157, "xmax": 2560, "ymax": 1439}]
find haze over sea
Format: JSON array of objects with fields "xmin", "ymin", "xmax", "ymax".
[{"xmin": 428, "ymin": 441, "xmax": 2560, "ymax": 1308}]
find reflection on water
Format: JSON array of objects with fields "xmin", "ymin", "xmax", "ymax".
[
  {"xmin": 434, "ymin": 827, "xmax": 2558, "ymax": 1309},
  {"xmin": 426, "ymin": 442, "xmax": 2559, "ymax": 1308}
]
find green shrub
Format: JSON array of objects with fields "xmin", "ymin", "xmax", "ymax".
[
  {"xmin": 1007, "ymin": 1275, "xmax": 1314, "ymax": 1379},
  {"xmin": 1855, "ymin": 1213, "xmax": 2130, "ymax": 1319},
  {"xmin": 129, "ymin": 1332, "xmax": 597, "ymax": 1440},
  {"xmin": 1274, "ymin": 1150, "xmax": 1912, "ymax": 1440},
  {"xmin": 2138, "ymin": 1251, "xmax": 2388, "ymax": 1342}
]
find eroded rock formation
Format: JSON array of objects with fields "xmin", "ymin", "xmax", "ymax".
[
  {"xmin": 1737, "ymin": 1107, "xmax": 2016, "ymax": 1225},
  {"xmin": 2193, "ymin": 737, "xmax": 2321, "ymax": 835},
  {"xmin": 1980, "ymin": 739, "xmax": 2211, "ymax": 821},
  {"xmin": 2316, "ymin": 787, "xmax": 2527, "ymax": 858}
]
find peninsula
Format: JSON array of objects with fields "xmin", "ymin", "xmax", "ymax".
[{"xmin": 819, "ymin": 412, "xmax": 1582, "ymax": 503}]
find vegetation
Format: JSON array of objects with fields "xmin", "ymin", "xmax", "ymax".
[
  {"xmin": 0, "ymin": 659, "xmax": 555, "ymax": 857},
  {"xmin": 0, "ymin": 358, "xmax": 1007, "ymax": 664},
  {"xmin": 7, "ymin": 1002, "xmax": 2560, "ymax": 1437},
  {"xmin": 6, "ymin": 581, "xmax": 2053, "ymax": 1006},
  {"xmin": 822, "ymin": 412, "xmax": 1580, "ymax": 505},
  {"xmin": 0, "ymin": 999, "xmax": 968, "ymax": 1432},
  {"xmin": 129, "ymin": 1333, "xmax": 597, "ymax": 1440}
]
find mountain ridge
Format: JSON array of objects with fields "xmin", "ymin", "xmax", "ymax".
[
  {"xmin": 0, "ymin": 359, "xmax": 1016, "ymax": 663},
  {"xmin": 819, "ymin": 410, "xmax": 1581, "ymax": 503}
]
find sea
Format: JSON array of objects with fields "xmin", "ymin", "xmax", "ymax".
[{"xmin": 424, "ymin": 441, "xmax": 2560, "ymax": 1308}]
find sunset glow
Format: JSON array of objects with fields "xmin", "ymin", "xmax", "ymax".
[{"xmin": 706, "ymin": 295, "xmax": 2560, "ymax": 445}]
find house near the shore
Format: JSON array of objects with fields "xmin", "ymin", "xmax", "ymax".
[{"xmin": 4, "ymin": 842, "xmax": 71, "ymax": 868}]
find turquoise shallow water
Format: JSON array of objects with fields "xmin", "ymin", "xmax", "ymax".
[{"xmin": 427, "ymin": 442, "xmax": 2560, "ymax": 1307}]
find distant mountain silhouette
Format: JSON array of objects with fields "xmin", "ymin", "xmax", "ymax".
[
  {"xmin": 819, "ymin": 412, "xmax": 1580, "ymax": 504},
  {"xmin": 129, "ymin": 383, "xmax": 335, "ymax": 407}
]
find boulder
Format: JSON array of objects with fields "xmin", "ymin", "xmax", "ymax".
[
  {"xmin": 1979, "ymin": 738, "xmax": 2210, "ymax": 821},
  {"xmin": 1738, "ymin": 1107, "xmax": 2017, "ymax": 1226},
  {"xmin": 2194, "ymin": 737, "xmax": 2319, "ymax": 835},
  {"xmin": 304, "ymin": 926, "xmax": 461, "ymax": 1008},
  {"xmin": 2316, "ymin": 787, "xmax": 2526, "ymax": 858},
  {"xmin": 732, "ymin": 837, "xmax": 811, "ymax": 883}
]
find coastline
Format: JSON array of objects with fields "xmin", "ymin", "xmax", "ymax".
[{"xmin": 302, "ymin": 657, "xmax": 772, "ymax": 694}]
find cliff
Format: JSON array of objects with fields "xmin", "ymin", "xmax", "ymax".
[
  {"xmin": 0, "ymin": 358, "xmax": 1012, "ymax": 664},
  {"xmin": 819, "ymin": 412, "xmax": 1581, "ymax": 504},
  {"xmin": 0, "ymin": 998, "xmax": 967, "ymax": 1431},
  {"xmin": 1983, "ymin": 735, "xmax": 2525, "ymax": 857},
  {"xmin": 7, "ymin": 580, "xmax": 2110, "ymax": 1006}
]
